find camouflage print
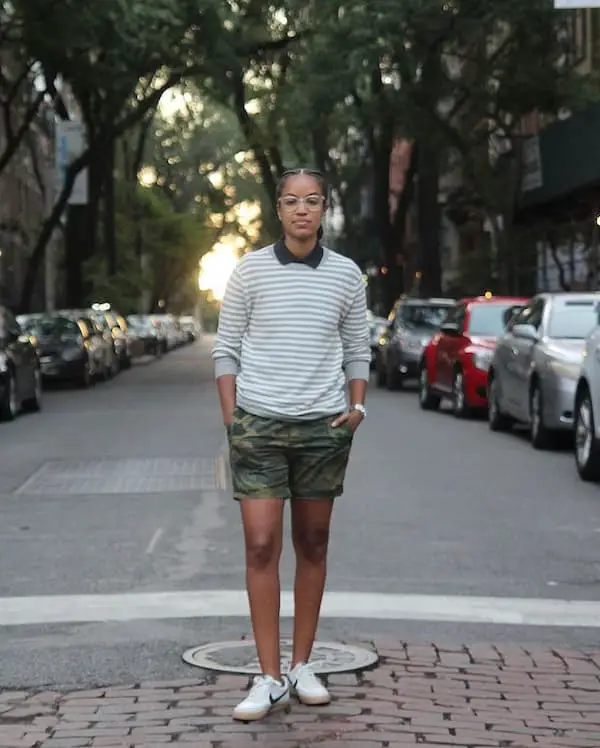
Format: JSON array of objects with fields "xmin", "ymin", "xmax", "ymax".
[{"xmin": 227, "ymin": 407, "xmax": 354, "ymax": 500}]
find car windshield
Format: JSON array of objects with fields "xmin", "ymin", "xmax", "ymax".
[
  {"xmin": 547, "ymin": 301, "xmax": 600, "ymax": 339},
  {"xmin": 34, "ymin": 317, "xmax": 81, "ymax": 340},
  {"xmin": 128, "ymin": 316, "xmax": 152, "ymax": 329},
  {"xmin": 399, "ymin": 305, "xmax": 451, "ymax": 330},
  {"xmin": 468, "ymin": 303, "xmax": 521, "ymax": 336}
]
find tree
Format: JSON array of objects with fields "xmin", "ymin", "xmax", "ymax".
[
  {"xmin": 86, "ymin": 183, "xmax": 211, "ymax": 313},
  {"xmin": 15, "ymin": 0, "xmax": 210, "ymax": 310},
  {"xmin": 199, "ymin": 0, "xmax": 594, "ymax": 305}
]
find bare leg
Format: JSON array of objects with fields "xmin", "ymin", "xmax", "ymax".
[
  {"xmin": 290, "ymin": 498, "xmax": 334, "ymax": 666},
  {"xmin": 240, "ymin": 498, "xmax": 285, "ymax": 680}
]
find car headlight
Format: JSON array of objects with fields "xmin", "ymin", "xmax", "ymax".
[
  {"xmin": 61, "ymin": 347, "xmax": 84, "ymax": 361},
  {"xmin": 469, "ymin": 348, "xmax": 493, "ymax": 371},
  {"xmin": 547, "ymin": 360, "xmax": 580, "ymax": 380},
  {"xmin": 0, "ymin": 351, "xmax": 7, "ymax": 372}
]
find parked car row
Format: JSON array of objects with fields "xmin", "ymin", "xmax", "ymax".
[
  {"xmin": 374, "ymin": 291, "xmax": 600, "ymax": 484},
  {"xmin": 0, "ymin": 304, "xmax": 200, "ymax": 423}
]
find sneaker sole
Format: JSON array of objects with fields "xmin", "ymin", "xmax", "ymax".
[
  {"xmin": 232, "ymin": 699, "xmax": 291, "ymax": 722},
  {"xmin": 293, "ymin": 690, "xmax": 331, "ymax": 706}
]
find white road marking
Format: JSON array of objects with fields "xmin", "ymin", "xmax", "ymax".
[
  {"xmin": 145, "ymin": 528, "xmax": 164, "ymax": 555},
  {"xmin": 2, "ymin": 590, "xmax": 600, "ymax": 628}
]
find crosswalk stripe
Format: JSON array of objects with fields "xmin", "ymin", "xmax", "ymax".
[{"xmin": 1, "ymin": 590, "xmax": 600, "ymax": 627}]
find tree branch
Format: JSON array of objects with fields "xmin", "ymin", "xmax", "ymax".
[{"xmin": 0, "ymin": 89, "xmax": 44, "ymax": 174}]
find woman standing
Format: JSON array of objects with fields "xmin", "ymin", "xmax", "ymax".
[{"xmin": 212, "ymin": 168, "xmax": 370, "ymax": 722}]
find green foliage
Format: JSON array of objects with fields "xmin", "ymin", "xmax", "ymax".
[
  {"xmin": 109, "ymin": 182, "xmax": 213, "ymax": 312},
  {"xmin": 17, "ymin": 0, "xmax": 204, "ymax": 97}
]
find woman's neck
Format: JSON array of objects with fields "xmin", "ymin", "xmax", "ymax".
[{"xmin": 284, "ymin": 235, "xmax": 318, "ymax": 258}]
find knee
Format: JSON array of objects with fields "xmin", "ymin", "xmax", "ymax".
[
  {"xmin": 245, "ymin": 534, "xmax": 281, "ymax": 571},
  {"xmin": 294, "ymin": 527, "xmax": 330, "ymax": 564}
]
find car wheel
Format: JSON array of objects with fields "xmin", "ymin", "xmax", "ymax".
[
  {"xmin": 0, "ymin": 372, "xmax": 18, "ymax": 421},
  {"xmin": 386, "ymin": 361, "xmax": 404, "ymax": 391},
  {"xmin": 22, "ymin": 367, "xmax": 42, "ymax": 413},
  {"xmin": 452, "ymin": 369, "xmax": 472, "ymax": 418},
  {"xmin": 488, "ymin": 375, "xmax": 512, "ymax": 432},
  {"xmin": 530, "ymin": 382, "xmax": 555, "ymax": 450},
  {"xmin": 111, "ymin": 352, "xmax": 120, "ymax": 377},
  {"xmin": 574, "ymin": 388, "xmax": 600, "ymax": 482},
  {"xmin": 419, "ymin": 365, "xmax": 441, "ymax": 411},
  {"xmin": 80, "ymin": 359, "xmax": 92, "ymax": 389}
]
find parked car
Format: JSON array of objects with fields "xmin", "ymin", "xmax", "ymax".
[
  {"xmin": 367, "ymin": 310, "xmax": 388, "ymax": 369},
  {"xmin": 574, "ymin": 317, "xmax": 600, "ymax": 481},
  {"xmin": 28, "ymin": 314, "xmax": 104, "ymax": 387},
  {"xmin": 127, "ymin": 315, "xmax": 163, "ymax": 356},
  {"xmin": 419, "ymin": 295, "xmax": 528, "ymax": 417},
  {"xmin": 376, "ymin": 297, "xmax": 455, "ymax": 389},
  {"xmin": 0, "ymin": 305, "xmax": 42, "ymax": 421},
  {"xmin": 89, "ymin": 309, "xmax": 131, "ymax": 370},
  {"xmin": 488, "ymin": 292, "xmax": 600, "ymax": 449},
  {"xmin": 58, "ymin": 310, "xmax": 115, "ymax": 381},
  {"xmin": 179, "ymin": 315, "xmax": 201, "ymax": 342}
]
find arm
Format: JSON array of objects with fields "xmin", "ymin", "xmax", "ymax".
[
  {"xmin": 211, "ymin": 264, "xmax": 249, "ymax": 425},
  {"xmin": 341, "ymin": 274, "xmax": 371, "ymax": 406}
]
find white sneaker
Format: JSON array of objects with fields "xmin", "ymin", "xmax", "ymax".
[
  {"xmin": 232, "ymin": 674, "xmax": 290, "ymax": 721},
  {"xmin": 287, "ymin": 662, "xmax": 331, "ymax": 705}
]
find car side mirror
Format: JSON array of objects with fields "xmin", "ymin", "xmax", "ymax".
[
  {"xmin": 512, "ymin": 323, "xmax": 538, "ymax": 341},
  {"xmin": 440, "ymin": 323, "xmax": 460, "ymax": 336}
]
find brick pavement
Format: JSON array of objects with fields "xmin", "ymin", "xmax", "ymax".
[{"xmin": 1, "ymin": 640, "xmax": 600, "ymax": 747}]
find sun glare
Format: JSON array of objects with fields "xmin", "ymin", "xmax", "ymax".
[{"xmin": 198, "ymin": 241, "xmax": 240, "ymax": 301}]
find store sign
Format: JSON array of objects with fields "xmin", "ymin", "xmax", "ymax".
[
  {"xmin": 54, "ymin": 120, "xmax": 88, "ymax": 205},
  {"xmin": 521, "ymin": 136, "xmax": 543, "ymax": 193}
]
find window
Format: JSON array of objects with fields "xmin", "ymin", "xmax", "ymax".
[
  {"xmin": 547, "ymin": 300, "xmax": 599, "ymax": 340},
  {"xmin": 454, "ymin": 305, "xmax": 466, "ymax": 332},
  {"xmin": 468, "ymin": 303, "xmax": 522, "ymax": 337},
  {"xmin": 398, "ymin": 304, "xmax": 454, "ymax": 330},
  {"xmin": 511, "ymin": 299, "xmax": 543, "ymax": 331},
  {"xmin": 34, "ymin": 317, "xmax": 82, "ymax": 341},
  {"xmin": 4, "ymin": 309, "xmax": 21, "ymax": 336}
]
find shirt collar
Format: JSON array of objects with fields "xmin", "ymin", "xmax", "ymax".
[{"xmin": 273, "ymin": 238, "xmax": 323, "ymax": 269}]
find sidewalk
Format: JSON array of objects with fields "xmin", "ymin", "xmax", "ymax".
[{"xmin": 1, "ymin": 640, "xmax": 599, "ymax": 748}]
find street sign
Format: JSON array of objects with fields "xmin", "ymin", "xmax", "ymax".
[
  {"xmin": 54, "ymin": 120, "xmax": 88, "ymax": 205},
  {"xmin": 554, "ymin": 1, "xmax": 600, "ymax": 6}
]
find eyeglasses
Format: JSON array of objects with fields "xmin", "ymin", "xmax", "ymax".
[{"xmin": 279, "ymin": 195, "xmax": 325, "ymax": 212}]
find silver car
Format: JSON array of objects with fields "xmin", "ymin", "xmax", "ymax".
[
  {"xmin": 487, "ymin": 292, "xmax": 600, "ymax": 449},
  {"xmin": 573, "ymin": 321, "xmax": 600, "ymax": 481}
]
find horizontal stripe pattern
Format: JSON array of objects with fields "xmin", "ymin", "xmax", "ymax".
[{"xmin": 212, "ymin": 245, "xmax": 371, "ymax": 420}]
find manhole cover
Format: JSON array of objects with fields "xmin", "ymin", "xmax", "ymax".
[
  {"xmin": 182, "ymin": 639, "xmax": 378, "ymax": 675},
  {"xmin": 15, "ymin": 457, "xmax": 221, "ymax": 496}
]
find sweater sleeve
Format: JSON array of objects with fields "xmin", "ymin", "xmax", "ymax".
[
  {"xmin": 341, "ymin": 273, "xmax": 371, "ymax": 381},
  {"xmin": 211, "ymin": 263, "xmax": 249, "ymax": 378}
]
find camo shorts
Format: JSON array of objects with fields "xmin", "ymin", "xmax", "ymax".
[{"xmin": 227, "ymin": 406, "xmax": 354, "ymax": 500}]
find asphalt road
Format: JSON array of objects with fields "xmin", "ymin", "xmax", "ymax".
[{"xmin": 1, "ymin": 337, "xmax": 599, "ymax": 690}]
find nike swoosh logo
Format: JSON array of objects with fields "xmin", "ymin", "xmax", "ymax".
[{"xmin": 269, "ymin": 690, "xmax": 287, "ymax": 705}]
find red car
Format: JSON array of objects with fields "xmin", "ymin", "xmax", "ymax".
[{"xmin": 418, "ymin": 295, "xmax": 528, "ymax": 417}]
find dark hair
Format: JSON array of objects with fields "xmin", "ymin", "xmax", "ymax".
[{"xmin": 276, "ymin": 168, "xmax": 328, "ymax": 204}]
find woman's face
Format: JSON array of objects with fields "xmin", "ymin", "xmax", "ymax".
[{"xmin": 278, "ymin": 174, "xmax": 325, "ymax": 241}]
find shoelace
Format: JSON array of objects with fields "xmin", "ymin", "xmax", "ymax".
[{"xmin": 249, "ymin": 675, "xmax": 283, "ymax": 695}]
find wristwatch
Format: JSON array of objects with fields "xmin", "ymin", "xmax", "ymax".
[{"xmin": 351, "ymin": 403, "xmax": 367, "ymax": 420}]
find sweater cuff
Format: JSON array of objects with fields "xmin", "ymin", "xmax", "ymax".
[
  {"xmin": 214, "ymin": 357, "xmax": 240, "ymax": 377},
  {"xmin": 345, "ymin": 361, "xmax": 370, "ymax": 381}
]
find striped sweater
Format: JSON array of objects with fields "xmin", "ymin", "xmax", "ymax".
[{"xmin": 212, "ymin": 241, "xmax": 370, "ymax": 420}]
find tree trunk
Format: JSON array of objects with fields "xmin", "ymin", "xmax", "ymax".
[
  {"xmin": 104, "ymin": 139, "xmax": 117, "ymax": 275},
  {"xmin": 64, "ymin": 206, "xmax": 86, "ymax": 306},
  {"xmin": 416, "ymin": 141, "xmax": 442, "ymax": 297},
  {"xmin": 18, "ymin": 153, "xmax": 88, "ymax": 312},
  {"xmin": 63, "ymin": 146, "xmax": 104, "ymax": 305}
]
